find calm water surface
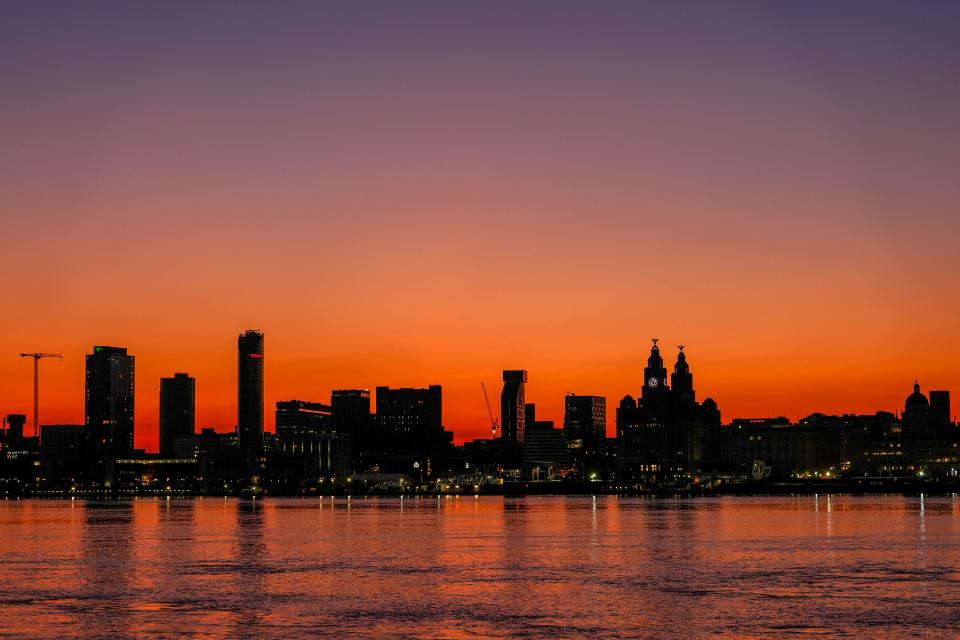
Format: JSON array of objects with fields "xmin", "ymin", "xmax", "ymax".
[{"xmin": 0, "ymin": 495, "xmax": 958, "ymax": 639}]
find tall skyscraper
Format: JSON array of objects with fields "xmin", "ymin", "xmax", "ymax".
[
  {"xmin": 237, "ymin": 330, "xmax": 264, "ymax": 454},
  {"xmin": 85, "ymin": 346, "xmax": 135, "ymax": 455},
  {"xmin": 501, "ymin": 370, "xmax": 527, "ymax": 467},
  {"xmin": 160, "ymin": 373, "xmax": 196, "ymax": 456}
]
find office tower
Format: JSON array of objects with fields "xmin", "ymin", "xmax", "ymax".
[
  {"xmin": 85, "ymin": 346, "xmax": 135, "ymax": 455},
  {"xmin": 160, "ymin": 373, "xmax": 196, "ymax": 456},
  {"xmin": 237, "ymin": 330, "xmax": 264, "ymax": 455},
  {"xmin": 331, "ymin": 389, "xmax": 371, "ymax": 458},
  {"xmin": 375, "ymin": 385, "xmax": 444, "ymax": 454},
  {"xmin": 501, "ymin": 370, "xmax": 527, "ymax": 466},
  {"xmin": 276, "ymin": 400, "xmax": 332, "ymax": 439},
  {"xmin": 563, "ymin": 394, "xmax": 606, "ymax": 474}
]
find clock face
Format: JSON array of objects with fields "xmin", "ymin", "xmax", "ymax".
[{"xmin": 648, "ymin": 377, "xmax": 659, "ymax": 388}]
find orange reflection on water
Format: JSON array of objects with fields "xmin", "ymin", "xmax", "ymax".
[{"xmin": 0, "ymin": 495, "xmax": 958, "ymax": 639}]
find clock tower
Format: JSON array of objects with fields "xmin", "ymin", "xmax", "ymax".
[{"xmin": 642, "ymin": 338, "xmax": 668, "ymax": 401}]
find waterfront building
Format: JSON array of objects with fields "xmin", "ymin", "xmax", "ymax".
[
  {"xmin": 522, "ymin": 420, "xmax": 569, "ymax": 479},
  {"xmin": 160, "ymin": 373, "xmax": 196, "ymax": 456},
  {"xmin": 617, "ymin": 342, "xmax": 721, "ymax": 483},
  {"xmin": 276, "ymin": 400, "xmax": 332, "ymax": 439},
  {"xmin": 332, "ymin": 389, "xmax": 371, "ymax": 465},
  {"xmin": 563, "ymin": 394, "xmax": 606, "ymax": 477},
  {"xmin": 900, "ymin": 383, "xmax": 958, "ymax": 477},
  {"xmin": 85, "ymin": 346, "xmax": 135, "ymax": 456},
  {"xmin": 237, "ymin": 330, "xmax": 264, "ymax": 455},
  {"xmin": 2, "ymin": 414, "xmax": 25, "ymax": 449},
  {"xmin": 500, "ymin": 370, "xmax": 527, "ymax": 467},
  {"xmin": 375, "ymin": 385, "xmax": 447, "ymax": 455}
]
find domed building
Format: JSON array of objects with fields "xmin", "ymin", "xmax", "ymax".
[
  {"xmin": 902, "ymin": 381, "xmax": 951, "ymax": 439},
  {"xmin": 900, "ymin": 381, "xmax": 958, "ymax": 478},
  {"xmin": 905, "ymin": 382, "xmax": 929, "ymax": 408}
]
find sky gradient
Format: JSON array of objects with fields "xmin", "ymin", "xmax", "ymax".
[{"xmin": 2, "ymin": 1, "xmax": 959, "ymax": 450}]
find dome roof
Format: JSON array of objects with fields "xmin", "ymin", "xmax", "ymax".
[{"xmin": 906, "ymin": 382, "xmax": 929, "ymax": 408}]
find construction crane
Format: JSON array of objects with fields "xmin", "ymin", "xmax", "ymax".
[
  {"xmin": 19, "ymin": 352, "xmax": 63, "ymax": 439},
  {"xmin": 481, "ymin": 382, "xmax": 499, "ymax": 437}
]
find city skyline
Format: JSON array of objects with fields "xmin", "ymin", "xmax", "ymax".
[
  {"xmin": 0, "ymin": 329, "xmax": 953, "ymax": 453},
  {"xmin": 3, "ymin": 3, "xmax": 959, "ymax": 638},
  {"xmin": 2, "ymin": 2, "xmax": 959, "ymax": 451}
]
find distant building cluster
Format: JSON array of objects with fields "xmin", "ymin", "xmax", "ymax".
[{"xmin": 1, "ymin": 333, "xmax": 958, "ymax": 496}]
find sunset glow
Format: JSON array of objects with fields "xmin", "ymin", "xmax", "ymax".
[{"xmin": 2, "ymin": 2, "xmax": 958, "ymax": 451}]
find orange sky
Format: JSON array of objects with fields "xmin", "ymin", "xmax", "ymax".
[{"xmin": 2, "ymin": 3, "xmax": 959, "ymax": 450}]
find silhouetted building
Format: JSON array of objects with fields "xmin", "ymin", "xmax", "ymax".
[
  {"xmin": 501, "ymin": 370, "xmax": 527, "ymax": 467},
  {"xmin": 194, "ymin": 428, "xmax": 245, "ymax": 493},
  {"xmin": 931, "ymin": 391, "xmax": 952, "ymax": 428},
  {"xmin": 109, "ymin": 457, "xmax": 200, "ymax": 494},
  {"xmin": 85, "ymin": 346, "xmax": 135, "ymax": 456},
  {"xmin": 617, "ymin": 342, "xmax": 721, "ymax": 483},
  {"xmin": 40, "ymin": 424, "xmax": 87, "ymax": 460},
  {"xmin": 37, "ymin": 424, "xmax": 88, "ymax": 490},
  {"xmin": 274, "ymin": 399, "xmax": 347, "ymax": 481},
  {"xmin": 522, "ymin": 419, "xmax": 568, "ymax": 479},
  {"xmin": 725, "ymin": 412, "xmax": 911, "ymax": 480},
  {"xmin": 332, "ymin": 389, "xmax": 372, "ymax": 466},
  {"xmin": 276, "ymin": 400, "xmax": 332, "ymax": 439},
  {"xmin": 375, "ymin": 385, "xmax": 446, "ymax": 454},
  {"xmin": 725, "ymin": 418, "xmax": 833, "ymax": 479},
  {"xmin": 276, "ymin": 432, "xmax": 351, "ymax": 479},
  {"xmin": 3, "ymin": 414, "xmax": 25, "ymax": 449},
  {"xmin": 902, "ymin": 382, "xmax": 952, "ymax": 437},
  {"xmin": 463, "ymin": 438, "xmax": 501, "ymax": 474},
  {"xmin": 237, "ymin": 330, "xmax": 264, "ymax": 455},
  {"xmin": 160, "ymin": 373, "xmax": 196, "ymax": 456},
  {"xmin": 563, "ymin": 394, "xmax": 606, "ymax": 477},
  {"xmin": 800, "ymin": 412, "xmax": 900, "ymax": 477},
  {"xmin": 901, "ymin": 383, "xmax": 957, "ymax": 477}
]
